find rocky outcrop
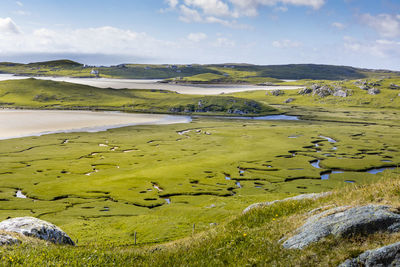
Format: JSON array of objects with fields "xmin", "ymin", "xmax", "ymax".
[
  {"xmin": 368, "ymin": 88, "xmax": 380, "ymax": 95},
  {"xmin": 333, "ymin": 89, "xmax": 350, "ymax": 97},
  {"xmin": 300, "ymin": 84, "xmax": 351, "ymax": 98},
  {"xmin": 339, "ymin": 241, "xmax": 400, "ymax": 267},
  {"xmin": 390, "ymin": 83, "xmax": 400, "ymax": 90},
  {"xmin": 313, "ymin": 85, "xmax": 333, "ymax": 97},
  {"xmin": 282, "ymin": 205, "xmax": 400, "ymax": 249},
  {"xmin": 243, "ymin": 192, "xmax": 331, "ymax": 214},
  {"xmin": 227, "ymin": 108, "xmax": 251, "ymax": 115},
  {"xmin": 257, "ymin": 82, "xmax": 274, "ymax": 86},
  {"xmin": 284, "ymin": 98, "xmax": 295, "ymax": 103},
  {"xmin": 268, "ymin": 89, "xmax": 284, "ymax": 96},
  {"xmin": 0, "ymin": 234, "xmax": 21, "ymax": 245},
  {"xmin": 298, "ymin": 88, "xmax": 312, "ymax": 95},
  {"xmin": 0, "ymin": 217, "xmax": 75, "ymax": 245}
]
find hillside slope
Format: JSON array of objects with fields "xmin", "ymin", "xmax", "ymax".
[
  {"xmin": 1, "ymin": 60, "xmax": 399, "ymax": 80},
  {"xmin": 0, "ymin": 78, "xmax": 276, "ymax": 115}
]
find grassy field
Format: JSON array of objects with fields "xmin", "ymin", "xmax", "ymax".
[
  {"xmin": 2, "ymin": 175, "xmax": 400, "ymax": 266},
  {"xmin": 0, "ymin": 75, "xmax": 400, "ymax": 265},
  {"xmin": 0, "ymin": 78, "xmax": 276, "ymax": 115},
  {"xmin": 165, "ymin": 72, "xmax": 283, "ymax": 84},
  {"xmin": 0, "ymin": 114, "xmax": 399, "ymax": 245}
]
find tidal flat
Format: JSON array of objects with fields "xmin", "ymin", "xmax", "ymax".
[
  {"xmin": 0, "ymin": 74, "xmax": 303, "ymax": 95},
  {"xmin": 0, "ymin": 113, "xmax": 398, "ymax": 245},
  {"xmin": 0, "ymin": 109, "xmax": 191, "ymax": 140}
]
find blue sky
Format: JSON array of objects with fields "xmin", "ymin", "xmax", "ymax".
[{"xmin": 0, "ymin": 0, "xmax": 399, "ymax": 70}]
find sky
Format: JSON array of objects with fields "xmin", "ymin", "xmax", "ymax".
[{"xmin": 0, "ymin": 0, "xmax": 399, "ymax": 70}]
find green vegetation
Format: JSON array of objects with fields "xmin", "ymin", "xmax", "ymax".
[
  {"xmin": 233, "ymin": 77, "xmax": 400, "ymax": 123},
  {"xmin": 2, "ymin": 175, "xmax": 400, "ymax": 266},
  {"xmin": 0, "ymin": 71, "xmax": 400, "ymax": 265},
  {"xmin": 0, "ymin": 112, "xmax": 399, "ymax": 246},
  {"xmin": 0, "ymin": 78, "xmax": 276, "ymax": 115},
  {"xmin": 166, "ymin": 71, "xmax": 283, "ymax": 84},
  {"xmin": 1, "ymin": 60, "xmax": 399, "ymax": 81}
]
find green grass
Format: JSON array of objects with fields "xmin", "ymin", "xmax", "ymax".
[
  {"xmin": 169, "ymin": 71, "xmax": 284, "ymax": 84},
  {"xmin": 0, "ymin": 73, "xmax": 400, "ymax": 265},
  {"xmin": 1, "ymin": 60, "xmax": 399, "ymax": 80},
  {"xmin": 2, "ymin": 175, "xmax": 400, "ymax": 266},
  {"xmin": 231, "ymin": 77, "xmax": 400, "ymax": 124},
  {"xmin": 0, "ymin": 115, "xmax": 399, "ymax": 246},
  {"xmin": 0, "ymin": 78, "xmax": 276, "ymax": 115}
]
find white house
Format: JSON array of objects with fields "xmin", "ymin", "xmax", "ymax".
[{"xmin": 90, "ymin": 69, "xmax": 99, "ymax": 76}]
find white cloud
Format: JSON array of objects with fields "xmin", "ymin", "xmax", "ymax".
[
  {"xmin": 361, "ymin": 13, "xmax": 400, "ymax": 38},
  {"xmin": 229, "ymin": 0, "xmax": 325, "ymax": 17},
  {"xmin": 332, "ymin": 22, "xmax": 345, "ymax": 30},
  {"xmin": 179, "ymin": 5, "xmax": 203, "ymax": 22},
  {"xmin": 274, "ymin": 6, "xmax": 288, "ymax": 12},
  {"xmin": 214, "ymin": 37, "xmax": 235, "ymax": 47},
  {"xmin": 13, "ymin": 10, "xmax": 30, "ymax": 16},
  {"xmin": 160, "ymin": 0, "xmax": 179, "ymax": 13},
  {"xmin": 0, "ymin": 17, "xmax": 20, "ymax": 34},
  {"xmin": 204, "ymin": 16, "xmax": 232, "ymax": 26},
  {"xmin": 343, "ymin": 36, "xmax": 400, "ymax": 58},
  {"xmin": 0, "ymin": 26, "xmax": 178, "ymax": 59},
  {"xmin": 184, "ymin": 0, "xmax": 233, "ymax": 17},
  {"xmin": 178, "ymin": 6, "xmax": 249, "ymax": 28},
  {"xmin": 16, "ymin": 1, "xmax": 23, "ymax": 7},
  {"xmin": 167, "ymin": 0, "xmax": 326, "ymax": 26},
  {"xmin": 376, "ymin": 39, "xmax": 400, "ymax": 45},
  {"xmin": 187, "ymin": 32, "xmax": 207, "ymax": 42},
  {"xmin": 272, "ymin": 39, "xmax": 302, "ymax": 48},
  {"xmin": 167, "ymin": 0, "xmax": 179, "ymax": 8}
]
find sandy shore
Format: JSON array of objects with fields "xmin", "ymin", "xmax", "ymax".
[
  {"xmin": 0, "ymin": 109, "xmax": 191, "ymax": 140},
  {"xmin": 0, "ymin": 74, "xmax": 304, "ymax": 95}
]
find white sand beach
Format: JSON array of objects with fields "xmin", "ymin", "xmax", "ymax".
[
  {"xmin": 0, "ymin": 109, "xmax": 191, "ymax": 140},
  {"xmin": 0, "ymin": 74, "xmax": 303, "ymax": 95}
]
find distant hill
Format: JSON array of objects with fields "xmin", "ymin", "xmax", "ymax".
[
  {"xmin": 0, "ymin": 60, "xmax": 398, "ymax": 80},
  {"xmin": 207, "ymin": 63, "xmax": 400, "ymax": 80},
  {"xmin": 27, "ymin": 59, "xmax": 83, "ymax": 68}
]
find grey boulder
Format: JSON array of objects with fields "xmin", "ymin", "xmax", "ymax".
[
  {"xmin": 243, "ymin": 192, "xmax": 331, "ymax": 214},
  {"xmin": 283, "ymin": 205, "xmax": 400, "ymax": 249},
  {"xmin": 333, "ymin": 89, "xmax": 350, "ymax": 98},
  {"xmin": 359, "ymin": 85, "xmax": 370, "ymax": 90},
  {"xmin": 368, "ymin": 88, "xmax": 381, "ymax": 95},
  {"xmin": 0, "ymin": 217, "xmax": 75, "ymax": 245},
  {"xmin": 339, "ymin": 241, "xmax": 400, "ymax": 267},
  {"xmin": 313, "ymin": 85, "xmax": 333, "ymax": 97},
  {"xmin": 0, "ymin": 234, "xmax": 21, "ymax": 246},
  {"xmin": 268, "ymin": 89, "xmax": 284, "ymax": 96},
  {"xmin": 298, "ymin": 88, "xmax": 312, "ymax": 95}
]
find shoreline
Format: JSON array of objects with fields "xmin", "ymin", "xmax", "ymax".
[
  {"xmin": 0, "ymin": 109, "xmax": 192, "ymax": 140},
  {"xmin": 0, "ymin": 74, "xmax": 304, "ymax": 95}
]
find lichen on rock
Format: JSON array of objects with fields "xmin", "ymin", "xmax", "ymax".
[
  {"xmin": 0, "ymin": 217, "xmax": 75, "ymax": 245},
  {"xmin": 282, "ymin": 205, "xmax": 400, "ymax": 249}
]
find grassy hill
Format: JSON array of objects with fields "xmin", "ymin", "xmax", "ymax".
[
  {"xmin": 0, "ymin": 78, "xmax": 276, "ymax": 115},
  {"xmin": 27, "ymin": 59, "xmax": 83, "ymax": 68},
  {"xmin": 1, "ymin": 60, "xmax": 399, "ymax": 81}
]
